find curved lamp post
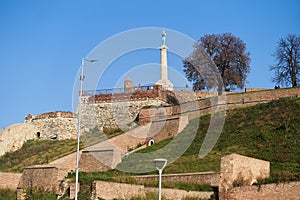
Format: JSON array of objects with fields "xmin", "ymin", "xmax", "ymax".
[
  {"xmin": 153, "ymin": 158, "xmax": 168, "ymax": 200},
  {"xmin": 75, "ymin": 58, "xmax": 97, "ymax": 200}
]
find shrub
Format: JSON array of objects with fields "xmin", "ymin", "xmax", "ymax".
[
  {"xmin": 24, "ymin": 187, "xmax": 57, "ymax": 200},
  {"xmin": 0, "ymin": 189, "xmax": 17, "ymax": 200}
]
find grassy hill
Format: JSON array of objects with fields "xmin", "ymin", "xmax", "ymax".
[
  {"xmin": 0, "ymin": 139, "xmax": 78, "ymax": 172},
  {"xmin": 1, "ymin": 97, "xmax": 299, "ymax": 181},
  {"xmin": 118, "ymin": 96, "xmax": 300, "ymax": 181}
]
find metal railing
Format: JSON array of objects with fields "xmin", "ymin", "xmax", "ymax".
[{"xmin": 84, "ymin": 85, "xmax": 191, "ymax": 96}]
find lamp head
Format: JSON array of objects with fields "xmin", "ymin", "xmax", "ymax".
[{"xmin": 153, "ymin": 158, "xmax": 168, "ymax": 170}]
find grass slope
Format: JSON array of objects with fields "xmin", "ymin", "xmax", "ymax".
[
  {"xmin": 0, "ymin": 139, "xmax": 77, "ymax": 172},
  {"xmin": 1, "ymin": 97, "xmax": 299, "ymax": 180},
  {"xmin": 119, "ymin": 97, "xmax": 300, "ymax": 180}
]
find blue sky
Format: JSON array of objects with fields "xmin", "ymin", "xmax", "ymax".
[{"xmin": 0, "ymin": 0, "xmax": 299, "ymax": 129}]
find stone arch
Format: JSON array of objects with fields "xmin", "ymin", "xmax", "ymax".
[
  {"xmin": 36, "ymin": 132, "xmax": 41, "ymax": 139},
  {"xmin": 148, "ymin": 139, "xmax": 155, "ymax": 146}
]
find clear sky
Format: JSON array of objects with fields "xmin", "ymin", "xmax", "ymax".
[{"xmin": 0, "ymin": 0, "xmax": 299, "ymax": 129}]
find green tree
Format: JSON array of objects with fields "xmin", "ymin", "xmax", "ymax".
[
  {"xmin": 183, "ymin": 33, "xmax": 251, "ymax": 91},
  {"xmin": 270, "ymin": 34, "xmax": 300, "ymax": 87}
]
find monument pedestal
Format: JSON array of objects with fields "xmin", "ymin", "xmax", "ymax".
[{"xmin": 156, "ymin": 31, "xmax": 173, "ymax": 90}]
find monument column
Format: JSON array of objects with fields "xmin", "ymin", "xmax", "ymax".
[
  {"xmin": 156, "ymin": 30, "xmax": 174, "ymax": 90},
  {"xmin": 160, "ymin": 44, "xmax": 168, "ymax": 81}
]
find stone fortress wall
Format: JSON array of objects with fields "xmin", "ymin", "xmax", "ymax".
[
  {"xmin": 0, "ymin": 111, "xmax": 77, "ymax": 156},
  {"xmin": 1, "ymin": 86, "xmax": 300, "ymax": 157},
  {"xmin": 25, "ymin": 111, "xmax": 77, "ymax": 140},
  {"xmin": 1, "ymin": 150, "xmax": 299, "ymax": 200},
  {"xmin": 79, "ymin": 85, "xmax": 171, "ymax": 132}
]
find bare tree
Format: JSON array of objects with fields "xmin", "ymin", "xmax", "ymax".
[
  {"xmin": 270, "ymin": 34, "xmax": 300, "ymax": 87},
  {"xmin": 183, "ymin": 33, "xmax": 251, "ymax": 91}
]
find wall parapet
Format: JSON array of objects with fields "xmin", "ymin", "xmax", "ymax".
[{"xmin": 133, "ymin": 172, "xmax": 220, "ymax": 187}]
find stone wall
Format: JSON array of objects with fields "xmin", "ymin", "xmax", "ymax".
[
  {"xmin": 77, "ymin": 115, "xmax": 187, "ymax": 172},
  {"xmin": 92, "ymin": 180, "xmax": 213, "ymax": 200},
  {"xmin": 244, "ymin": 88, "xmax": 270, "ymax": 92},
  {"xmin": 1, "ymin": 87, "xmax": 299, "ymax": 157},
  {"xmin": 134, "ymin": 172, "xmax": 220, "ymax": 187},
  {"xmin": 17, "ymin": 165, "xmax": 68, "ymax": 199},
  {"xmin": 25, "ymin": 111, "xmax": 77, "ymax": 140},
  {"xmin": 219, "ymin": 153, "xmax": 270, "ymax": 199},
  {"xmin": 0, "ymin": 123, "xmax": 36, "ymax": 156},
  {"xmin": 80, "ymin": 85, "xmax": 170, "ymax": 131},
  {"xmin": 226, "ymin": 181, "xmax": 300, "ymax": 200},
  {"xmin": 225, "ymin": 87, "xmax": 300, "ymax": 110},
  {"xmin": 0, "ymin": 111, "xmax": 77, "ymax": 156},
  {"xmin": 80, "ymin": 97, "xmax": 169, "ymax": 132},
  {"xmin": 0, "ymin": 172, "xmax": 22, "ymax": 190},
  {"xmin": 139, "ymin": 87, "xmax": 300, "ymax": 125},
  {"xmin": 79, "ymin": 150, "xmax": 121, "ymax": 172}
]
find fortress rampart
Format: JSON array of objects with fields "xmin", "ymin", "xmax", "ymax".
[{"xmin": 0, "ymin": 87, "xmax": 299, "ymax": 157}]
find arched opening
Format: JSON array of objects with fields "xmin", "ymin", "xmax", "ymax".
[
  {"xmin": 36, "ymin": 132, "xmax": 41, "ymax": 139},
  {"xmin": 148, "ymin": 139, "xmax": 155, "ymax": 146}
]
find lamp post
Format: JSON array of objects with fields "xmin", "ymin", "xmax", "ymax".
[
  {"xmin": 75, "ymin": 58, "xmax": 96, "ymax": 200},
  {"xmin": 153, "ymin": 158, "xmax": 168, "ymax": 200}
]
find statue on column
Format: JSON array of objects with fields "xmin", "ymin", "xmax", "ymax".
[{"xmin": 162, "ymin": 30, "xmax": 166, "ymax": 45}]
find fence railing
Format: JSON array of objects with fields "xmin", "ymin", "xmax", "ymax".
[{"xmin": 84, "ymin": 85, "xmax": 157, "ymax": 96}]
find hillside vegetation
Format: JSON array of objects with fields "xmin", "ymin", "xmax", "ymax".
[
  {"xmin": 1, "ymin": 97, "xmax": 299, "ymax": 181},
  {"xmin": 0, "ymin": 139, "xmax": 78, "ymax": 172},
  {"xmin": 118, "ymin": 96, "xmax": 300, "ymax": 180}
]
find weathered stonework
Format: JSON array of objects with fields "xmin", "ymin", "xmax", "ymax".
[
  {"xmin": 79, "ymin": 150, "xmax": 121, "ymax": 172},
  {"xmin": 1, "ymin": 87, "xmax": 299, "ymax": 157},
  {"xmin": 0, "ymin": 123, "xmax": 36, "ymax": 156},
  {"xmin": 226, "ymin": 181, "xmax": 300, "ymax": 200},
  {"xmin": 134, "ymin": 172, "xmax": 220, "ymax": 187},
  {"xmin": 92, "ymin": 180, "xmax": 213, "ymax": 200},
  {"xmin": 25, "ymin": 111, "xmax": 77, "ymax": 140},
  {"xmin": 17, "ymin": 165, "xmax": 68, "ymax": 200},
  {"xmin": 80, "ymin": 86, "xmax": 171, "ymax": 132},
  {"xmin": 0, "ymin": 111, "xmax": 77, "ymax": 156},
  {"xmin": 219, "ymin": 153, "xmax": 270, "ymax": 200},
  {"xmin": 0, "ymin": 172, "xmax": 22, "ymax": 190}
]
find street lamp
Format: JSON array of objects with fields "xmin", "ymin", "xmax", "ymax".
[
  {"xmin": 153, "ymin": 158, "xmax": 168, "ymax": 200},
  {"xmin": 75, "ymin": 57, "xmax": 97, "ymax": 200}
]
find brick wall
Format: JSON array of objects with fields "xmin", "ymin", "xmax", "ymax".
[
  {"xmin": 219, "ymin": 153, "xmax": 270, "ymax": 199},
  {"xmin": 226, "ymin": 181, "xmax": 300, "ymax": 200},
  {"xmin": 139, "ymin": 88, "xmax": 300, "ymax": 126},
  {"xmin": 92, "ymin": 180, "xmax": 213, "ymax": 200},
  {"xmin": 0, "ymin": 172, "xmax": 22, "ymax": 190}
]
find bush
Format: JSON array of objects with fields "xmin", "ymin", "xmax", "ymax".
[
  {"xmin": 0, "ymin": 189, "xmax": 16, "ymax": 200},
  {"xmin": 25, "ymin": 187, "xmax": 57, "ymax": 200}
]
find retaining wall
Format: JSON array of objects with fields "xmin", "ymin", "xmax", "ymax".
[
  {"xmin": 219, "ymin": 153, "xmax": 270, "ymax": 199},
  {"xmin": 134, "ymin": 172, "xmax": 220, "ymax": 187},
  {"xmin": 226, "ymin": 181, "xmax": 300, "ymax": 200},
  {"xmin": 91, "ymin": 180, "xmax": 213, "ymax": 200},
  {"xmin": 0, "ymin": 172, "xmax": 22, "ymax": 190}
]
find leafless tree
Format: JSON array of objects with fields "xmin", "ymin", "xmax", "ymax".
[
  {"xmin": 270, "ymin": 34, "xmax": 300, "ymax": 87},
  {"xmin": 183, "ymin": 33, "xmax": 251, "ymax": 91}
]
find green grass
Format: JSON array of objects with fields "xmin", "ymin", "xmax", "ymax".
[
  {"xmin": 116, "ymin": 97, "xmax": 300, "ymax": 179},
  {"xmin": 63, "ymin": 97, "xmax": 300, "ymax": 197},
  {"xmin": 1, "ymin": 96, "xmax": 300, "ymax": 193},
  {"xmin": 0, "ymin": 139, "xmax": 78, "ymax": 172},
  {"xmin": 0, "ymin": 128, "xmax": 123, "ymax": 173},
  {"xmin": 0, "ymin": 189, "xmax": 16, "ymax": 200}
]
